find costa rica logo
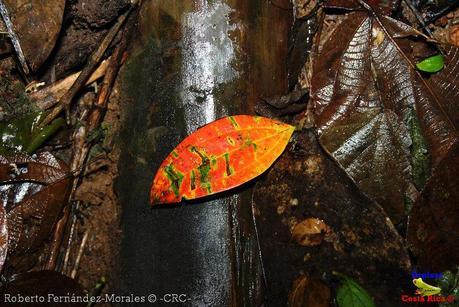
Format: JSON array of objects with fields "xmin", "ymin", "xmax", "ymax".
[{"xmin": 400, "ymin": 271, "xmax": 457, "ymax": 304}]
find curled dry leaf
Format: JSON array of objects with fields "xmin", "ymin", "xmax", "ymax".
[
  {"xmin": 288, "ymin": 274, "xmax": 331, "ymax": 307},
  {"xmin": 311, "ymin": 10, "xmax": 459, "ymax": 223},
  {"xmin": 0, "ymin": 152, "xmax": 70, "ymax": 259},
  {"xmin": 3, "ymin": 0, "xmax": 65, "ymax": 71},
  {"xmin": 0, "ymin": 270, "xmax": 85, "ymax": 307},
  {"xmin": 151, "ymin": 115, "xmax": 295, "ymax": 204},
  {"xmin": 291, "ymin": 217, "xmax": 331, "ymax": 246}
]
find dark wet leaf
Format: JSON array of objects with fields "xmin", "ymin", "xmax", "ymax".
[
  {"xmin": 288, "ymin": 16, "xmax": 318, "ymax": 89},
  {"xmin": 335, "ymin": 273, "xmax": 375, "ymax": 307},
  {"xmin": 407, "ymin": 143, "xmax": 459, "ymax": 272},
  {"xmin": 310, "ymin": 11, "xmax": 459, "ymax": 224},
  {"xmin": 0, "ymin": 270, "xmax": 85, "ymax": 306},
  {"xmin": 0, "ymin": 152, "xmax": 70, "ymax": 261},
  {"xmin": 323, "ymin": 0, "xmax": 400, "ymax": 15},
  {"xmin": 3, "ymin": 0, "xmax": 65, "ymax": 71},
  {"xmin": 0, "ymin": 204, "xmax": 7, "ymax": 272},
  {"xmin": 256, "ymin": 89, "xmax": 309, "ymax": 118},
  {"xmin": 253, "ymin": 131, "xmax": 412, "ymax": 306},
  {"xmin": 288, "ymin": 274, "xmax": 331, "ymax": 307}
]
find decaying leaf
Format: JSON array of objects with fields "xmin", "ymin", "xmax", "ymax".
[
  {"xmin": 407, "ymin": 143, "xmax": 459, "ymax": 271},
  {"xmin": 288, "ymin": 274, "xmax": 331, "ymax": 307},
  {"xmin": 151, "ymin": 115, "xmax": 295, "ymax": 204},
  {"xmin": 0, "ymin": 204, "xmax": 7, "ymax": 272},
  {"xmin": 0, "ymin": 270, "xmax": 85, "ymax": 307},
  {"xmin": 291, "ymin": 217, "xmax": 331, "ymax": 246},
  {"xmin": 0, "ymin": 152, "xmax": 70, "ymax": 260},
  {"xmin": 3, "ymin": 0, "xmax": 65, "ymax": 71},
  {"xmin": 310, "ymin": 10, "xmax": 459, "ymax": 223}
]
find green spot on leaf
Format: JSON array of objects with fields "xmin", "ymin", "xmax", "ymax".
[
  {"xmin": 228, "ymin": 116, "xmax": 240, "ymax": 129},
  {"xmin": 164, "ymin": 164, "xmax": 184, "ymax": 197},
  {"xmin": 416, "ymin": 54, "xmax": 444, "ymax": 73},
  {"xmin": 334, "ymin": 272, "xmax": 375, "ymax": 307},
  {"xmin": 224, "ymin": 153, "xmax": 233, "ymax": 176}
]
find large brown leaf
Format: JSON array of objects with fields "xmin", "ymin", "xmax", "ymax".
[
  {"xmin": 0, "ymin": 152, "xmax": 70, "ymax": 262},
  {"xmin": 4, "ymin": 0, "xmax": 65, "ymax": 72},
  {"xmin": 310, "ymin": 11, "xmax": 458, "ymax": 224}
]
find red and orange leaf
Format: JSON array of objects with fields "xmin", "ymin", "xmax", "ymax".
[{"xmin": 150, "ymin": 115, "xmax": 295, "ymax": 205}]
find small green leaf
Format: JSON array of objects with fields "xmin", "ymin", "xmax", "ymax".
[
  {"xmin": 416, "ymin": 54, "xmax": 444, "ymax": 73},
  {"xmin": 334, "ymin": 272, "xmax": 375, "ymax": 307}
]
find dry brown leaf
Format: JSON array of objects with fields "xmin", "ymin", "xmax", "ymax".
[
  {"xmin": 288, "ymin": 274, "xmax": 331, "ymax": 307},
  {"xmin": 4, "ymin": 0, "xmax": 65, "ymax": 71}
]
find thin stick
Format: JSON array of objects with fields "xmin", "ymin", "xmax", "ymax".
[
  {"xmin": 71, "ymin": 230, "xmax": 90, "ymax": 279},
  {"xmin": 0, "ymin": 0, "xmax": 29, "ymax": 75},
  {"xmin": 62, "ymin": 201, "xmax": 80, "ymax": 274},
  {"xmin": 402, "ymin": 0, "xmax": 434, "ymax": 38}
]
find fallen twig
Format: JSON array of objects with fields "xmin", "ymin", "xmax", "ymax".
[
  {"xmin": 62, "ymin": 201, "xmax": 80, "ymax": 274},
  {"xmin": 30, "ymin": 59, "xmax": 110, "ymax": 110},
  {"xmin": 0, "ymin": 0, "xmax": 29, "ymax": 76},
  {"xmin": 71, "ymin": 229, "xmax": 90, "ymax": 279}
]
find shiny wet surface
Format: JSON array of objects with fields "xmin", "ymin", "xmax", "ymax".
[{"xmin": 116, "ymin": 0, "xmax": 291, "ymax": 305}]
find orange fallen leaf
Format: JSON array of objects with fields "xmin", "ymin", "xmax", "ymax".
[{"xmin": 150, "ymin": 115, "xmax": 295, "ymax": 204}]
